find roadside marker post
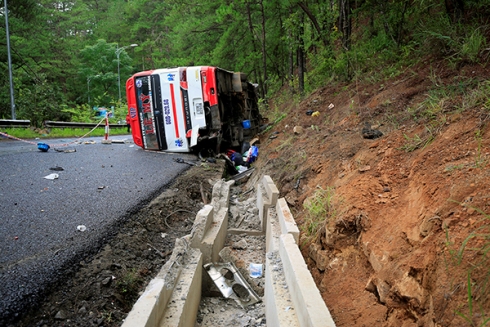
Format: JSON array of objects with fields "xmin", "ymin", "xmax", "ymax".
[{"xmin": 101, "ymin": 112, "xmax": 112, "ymax": 144}]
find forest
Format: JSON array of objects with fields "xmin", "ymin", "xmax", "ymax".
[{"xmin": 0, "ymin": 0, "xmax": 489, "ymax": 127}]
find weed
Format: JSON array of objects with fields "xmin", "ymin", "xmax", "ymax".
[
  {"xmin": 260, "ymin": 112, "xmax": 287, "ymax": 135},
  {"xmin": 474, "ymin": 130, "xmax": 487, "ymax": 168},
  {"xmin": 445, "ymin": 202, "xmax": 490, "ymax": 326},
  {"xmin": 302, "ymin": 186, "xmax": 337, "ymax": 238},
  {"xmin": 116, "ymin": 268, "xmax": 143, "ymax": 299},
  {"xmin": 445, "ymin": 164, "xmax": 465, "ymax": 172},
  {"xmin": 461, "ymin": 80, "xmax": 490, "ymax": 112},
  {"xmin": 400, "ymin": 132, "xmax": 433, "ymax": 152},
  {"xmin": 276, "ymin": 136, "xmax": 294, "ymax": 151},
  {"xmin": 455, "ymin": 272, "xmax": 490, "ymax": 327}
]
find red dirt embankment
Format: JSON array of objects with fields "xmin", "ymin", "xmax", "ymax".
[{"xmin": 255, "ymin": 61, "xmax": 490, "ymax": 326}]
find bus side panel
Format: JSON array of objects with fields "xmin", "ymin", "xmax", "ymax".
[
  {"xmin": 158, "ymin": 69, "xmax": 190, "ymax": 152},
  {"xmin": 126, "ymin": 77, "xmax": 143, "ymax": 148},
  {"xmin": 186, "ymin": 67, "xmax": 206, "ymax": 130},
  {"xmin": 135, "ymin": 75, "xmax": 159, "ymax": 150}
]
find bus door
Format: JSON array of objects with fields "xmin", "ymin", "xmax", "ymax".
[{"xmin": 134, "ymin": 75, "xmax": 167, "ymax": 150}]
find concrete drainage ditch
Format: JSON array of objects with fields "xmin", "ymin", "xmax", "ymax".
[{"xmin": 121, "ymin": 175, "xmax": 336, "ymax": 327}]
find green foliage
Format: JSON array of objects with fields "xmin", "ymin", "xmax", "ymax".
[
  {"xmin": 445, "ymin": 204, "xmax": 490, "ymax": 326},
  {"xmin": 302, "ymin": 186, "xmax": 337, "ymax": 238},
  {"xmin": 2, "ymin": 126, "xmax": 129, "ymax": 140},
  {"xmin": 116, "ymin": 268, "xmax": 143, "ymax": 299},
  {"xmin": 1, "ymin": 0, "xmax": 489, "ymax": 124}
]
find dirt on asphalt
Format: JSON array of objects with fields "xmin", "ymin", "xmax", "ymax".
[{"xmin": 10, "ymin": 57, "xmax": 490, "ymax": 327}]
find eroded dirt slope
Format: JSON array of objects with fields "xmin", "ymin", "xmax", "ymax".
[{"xmin": 252, "ymin": 61, "xmax": 490, "ymax": 326}]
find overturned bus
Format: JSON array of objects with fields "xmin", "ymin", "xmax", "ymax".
[{"xmin": 125, "ymin": 66, "xmax": 262, "ymax": 153}]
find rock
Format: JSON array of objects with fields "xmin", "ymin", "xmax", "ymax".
[
  {"xmin": 365, "ymin": 277, "xmax": 391, "ymax": 304},
  {"xmin": 362, "ymin": 122, "xmax": 383, "ymax": 139},
  {"xmin": 101, "ymin": 276, "xmax": 112, "ymax": 286},
  {"xmin": 358, "ymin": 165, "xmax": 371, "ymax": 172},
  {"xmin": 54, "ymin": 310, "xmax": 68, "ymax": 320},
  {"xmin": 293, "ymin": 126, "xmax": 303, "ymax": 134},
  {"xmin": 394, "ymin": 272, "xmax": 425, "ymax": 306}
]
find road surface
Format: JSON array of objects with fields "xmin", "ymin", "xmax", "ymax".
[{"xmin": 0, "ymin": 136, "xmax": 197, "ymax": 324}]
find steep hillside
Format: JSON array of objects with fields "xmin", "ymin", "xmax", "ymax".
[{"xmin": 252, "ymin": 60, "xmax": 490, "ymax": 326}]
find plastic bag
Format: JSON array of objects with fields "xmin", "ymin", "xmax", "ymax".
[{"xmin": 246, "ymin": 145, "xmax": 259, "ymax": 163}]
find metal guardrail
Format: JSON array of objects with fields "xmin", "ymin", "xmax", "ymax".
[
  {"xmin": 0, "ymin": 119, "xmax": 31, "ymax": 128},
  {"xmin": 0, "ymin": 120, "xmax": 126, "ymax": 129},
  {"xmin": 44, "ymin": 121, "xmax": 125, "ymax": 128}
]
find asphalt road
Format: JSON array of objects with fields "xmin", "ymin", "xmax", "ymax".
[{"xmin": 0, "ymin": 136, "xmax": 197, "ymax": 324}]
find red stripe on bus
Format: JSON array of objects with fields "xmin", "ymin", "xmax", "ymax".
[{"xmin": 169, "ymin": 83, "xmax": 179, "ymax": 138}]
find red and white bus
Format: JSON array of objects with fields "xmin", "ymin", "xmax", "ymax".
[{"xmin": 126, "ymin": 66, "xmax": 261, "ymax": 153}]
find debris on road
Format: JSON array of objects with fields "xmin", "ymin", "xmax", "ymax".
[{"xmin": 43, "ymin": 173, "xmax": 59, "ymax": 180}]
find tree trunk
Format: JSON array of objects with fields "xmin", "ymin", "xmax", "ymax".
[
  {"xmin": 298, "ymin": 12, "xmax": 305, "ymax": 94},
  {"xmin": 297, "ymin": 1, "xmax": 329, "ymax": 48},
  {"xmin": 339, "ymin": 0, "xmax": 351, "ymax": 51},
  {"xmin": 259, "ymin": 0, "xmax": 268, "ymax": 96},
  {"xmin": 246, "ymin": 0, "xmax": 265, "ymax": 97}
]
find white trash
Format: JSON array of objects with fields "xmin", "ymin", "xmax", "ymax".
[
  {"xmin": 77, "ymin": 225, "xmax": 87, "ymax": 232},
  {"xmin": 44, "ymin": 173, "xmax": 59, "ymax": 180},
  {"xmin": 249, "ymin": 263, "xmax": 263, "ymax": 278}
]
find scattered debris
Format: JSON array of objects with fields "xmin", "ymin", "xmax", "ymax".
[
  {"xmin": 54, "ymin": 147, "xmax": 76, "ymax": 153},
  {"xmin": 229, "ymin": 167, "xmax": 255, "ymax": 184},
  {"xmin": 111, "ymin": 139, "xmax": 127, "ymax": 144},
  {"xmin": 49, "ymin": 166, "xmax": 64, "ymax": 171},
  {"xmin": 37, "ymin": 143, "xmax": 50, "ymax": 152},
  {"xmin": 293, "ymin": 126, "xmax": 303, "ymax": 134},
  {"xmin": 174, "ymin": 158, "xmax": 198, "ymax": 166},
  {"xmin": 328, "ymin": 103, "xmax": 335, "ymax": 109},
  {"xmin": 43, "ymin": 173, "xmax": 59, "ymax": 180},
  {"xmin": 204, "ymin": 262, "xmax": 261, "ymax": 309},
  {"xmin": 249, "ymin": 264, "xmax": 263, "ymax": 278},
  {"xmin": 97, "ymin": 186, "xmax": 105, "ymax": 191},
  {"xmin": 361, "ymin": 122, "xmax": 383, "ymax": 139}
]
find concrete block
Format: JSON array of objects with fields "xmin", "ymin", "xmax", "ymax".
[
  {"xmin": 256, "ymin": 184, "xmax": 272, "ymax": 232},
  {"xmin": 279, "ymin": 234, "xmax": 336, "ymax": 327},
  {"xmin": 262, "ymin": 175, "xmax": 279, "ymax": 206},
  {"xmin": 189, "ymin": 205, "xmax": 214, "ymax": 249},
  {"xmin": 122, "ymin": 238, "xmax": 188, "ymax": 327},
  {"xmin": 160, "ymin": 250, "xmax": 203, "ymax": 327},
  {"xmin": 265, "ymin": 251, "xmax": 300, "ymax": 327},
  {"xmin": 276, "ymin": 198, "xmax": 300, "ymax": 244},
  {"xmin": 201, "ymin": 208, "xmax": 228, "ymax": 263},
  {"xmin": 266, "ymin": 207, "xmax": 280, "ymax": 253},
  {"xmin": 210, "ymin": 179, "xmax": 235, "ymax": 212}
]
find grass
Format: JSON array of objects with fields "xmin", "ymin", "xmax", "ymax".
[
  {"xmin": 474, "ymin": 129, "xmax": 487, "ymax": 168},
  {"xmin": 116, "ymin": 268, "xmax": 143, "ymax": 300},
  {"xmin": 302, "ymin": 186, "xmax": 337, "ymax": 239},
  {"xmin": 445, "ymin": 202, "xmax": 490, "ymax": 326},
  {"xmin": 1, "ymin": 127, "xmax": 129, "ymax": 140}
]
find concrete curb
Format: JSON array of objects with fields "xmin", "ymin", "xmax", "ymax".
[{"xmin": 122, "ymin": 175, "xmax": 336, "ymax": 327}]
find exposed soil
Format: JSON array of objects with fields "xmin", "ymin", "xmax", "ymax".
[
  {"xmin": 250, "ymin": 59, "xmax": 490, "ymax": 326},
  {"xmin": 10, "ymin": 57, "xmax": 490, "ymax": 327}
]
